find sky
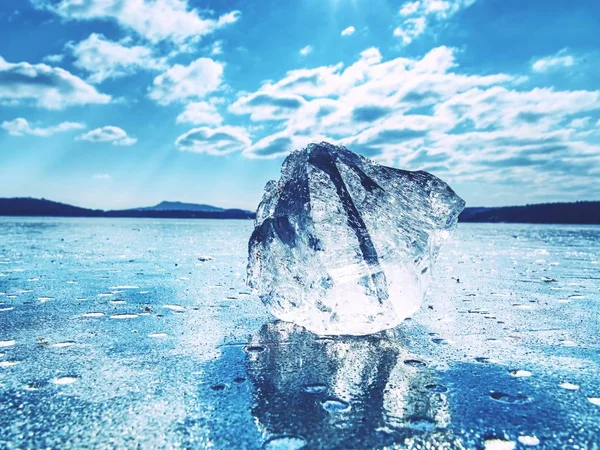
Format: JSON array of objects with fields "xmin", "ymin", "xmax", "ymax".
[{"xmin": 0, "ymin": 0, "xmax": 599, "ymax": 210}]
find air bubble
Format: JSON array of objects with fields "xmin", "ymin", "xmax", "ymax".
[
  {"xmin": 321, "ymin": 397, "xmax": 350, "ymax": 413},
  {"xmin": 303, "ymin": 383, "xmax": 327, "ymax": 394},
  {"xmin": 263, "ymin": 436, "xmax": 307, "ymax": 450},
  {"xmin": 53, "ymin": 376, "xmax": 78, "ymax": 385},
  {"xmin": 518, "ymin": 436, "xmax": 540, "ymax": 446},
  {"xmin": 490, "ymin": 391, "xmax": 531, "ymax": 404},
  {"xmin": 81, "ymin": 312, "xmax": 105, "ymax": 318}
]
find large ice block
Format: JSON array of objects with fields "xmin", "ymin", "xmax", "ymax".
[{"xmin": 247, "ymin": 142, "xmax": 465, "ymax": 335}]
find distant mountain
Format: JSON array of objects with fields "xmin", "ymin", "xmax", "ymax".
[
  {"xmin": 0, "ymin": 198, "xmax": 103, "ymax": 217},
  {"xmin": 135, "ymin": 201, "xmax": 224, "ymax": 212},
  {"xmin": 0, "ymin": 198, "xmax": 254, "ymax": 220},
  {"xmin": 459, "ymin": 201, "xmax": 600, "ymax": 224}
]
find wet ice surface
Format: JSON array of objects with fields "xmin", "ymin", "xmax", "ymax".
[{"xmin": 0, "ymin": 218, "xmax": 599, "ymax": 449}]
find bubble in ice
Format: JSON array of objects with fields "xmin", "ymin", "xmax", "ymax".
[
  {"xmin": 490, "ymin": 391, "xmax": 531, "ymax": 404},
  {"xmin": 518, "ymin": 436, "xmax": 540, "ymax": 446},
  {"xmin": 425, "ymin": 383, "xmax": 449, "ymax": 393},
  {"xmin": 321, "ymin": 397, "xmax": 351, "ymax": 413},
  {"xmin": 0, "ymin": 360, "xmax": 21, "ymax": 368},
  {"xmin": 163, "ymin": 304, "xmax": 186, "ymax": 312},
  {"xmin": 110, "ymin": 313, "xmax": 138, "ymax": 319},
  {"xmin": 0, "ymin": 340, "xmax": 16, "ymax": 348},
  {"xmin": 484, "ymin": 438, "xmax": 516, "ymax": 450},
  {"xmin": 405, "ymin": 416, "xmax": 437, "ymax": 432},
  {"xmin": 588, "ymin": 397, "xmax": 600, "ymax": 406},
  {"xmin": 509, "ymin": 369, "xmax": 532, "ymax": 378},
  {"xmin": 263, "ymin": 436, "xmax": 307, "ymax": 450},
  {"xmin": 244, "ymin": 345, "xmax": 266, "ymax": 354},
  {"xmin": 559, "ymin": 382, "xmax": 579, "ymax": 390},
  {"xmin": 148, "ymin": 333, "xmax": 168, "ymax": 338},
  {"xmin": 51, "ymin": 341, "xmax": 76, "ymax": 348},
  {"xmin": 52, "ymin": 376, "xmax": 78, "ymax": 385},
  {"xmin": 81, "ymin": 312, "xmax": 105, "ymax": 318},
  {"xmin": 404, "ymin": 359, "xmax": 427, "ymax": 368},
  {"xmin": 247, "ymin": 142, "xmax": 465, "ymax": 336},
  {"xmin": 303, "ymin": 383, "xmax": 327, "ymax": 394}
]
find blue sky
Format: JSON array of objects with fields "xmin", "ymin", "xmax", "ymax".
[{"xmin": 0, "ymin": 0, "xmax": 599, "ymax": 210}]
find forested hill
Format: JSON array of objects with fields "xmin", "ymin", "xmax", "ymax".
[{"xmin": 459, "ymin": 201, "xmax": 600, "ymax": 224}]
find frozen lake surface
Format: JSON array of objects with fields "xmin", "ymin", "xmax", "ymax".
[{"xmin": 0, "ymin": 218, "xmax": 599, "ymax": 449}]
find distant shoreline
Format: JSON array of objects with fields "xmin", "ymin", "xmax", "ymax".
[
  {"xmin": 0, "ymin": 198, "xmax": 255, "ymax": 220},
  {"xmin": 0, "ymin": 198, "xmax": 599, "ymax": 225}
]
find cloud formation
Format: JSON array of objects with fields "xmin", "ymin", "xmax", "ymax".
[
  {"xmin": 226, "ymin": 45, "xmax": 600, "ymax": 196},
  {"xmin": 176, "ymin": 101, "xmax": 223, "ymax": 125},
  {"xmin": 149, "ymin": 58, "xmax": 223, "ymax": 105},
  {"xmin": 341, "ymin": 26, "xmax": 355, "ymax": 36},
  {"xmin": 175, "ymin": 126, "xmax": 251, "ymax": 155},
  {"xmin": 394, "ymin": 0, "xmax": 476, "ymax": 45},
  {"xmin": 78, "ymin": 126, "xmax": 137, "ymax": 146},
  {"xmin": 300, "ymin": 45, "xmax": 313, "ymax": 56},
  {"xmin": 1, "ymin": 118, "xmax": 85, "ymax": 137},
  {"xmin": 35, "ymin": 0, "xmax": 241, "ymax": 45},
  {"xmin": 0, "ymin": 56, "xmax": 111, "ymax": 109},
  {"xmin": 532, "ymin": 49, "xmax": 577, "ymax": 73},
  {"xmin": 69, "ymin": 33, "xmax": 167, "ymax": 83}
]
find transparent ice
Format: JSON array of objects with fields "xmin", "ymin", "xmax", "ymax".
[{"xmin": 247, "ymin": 142, "xmax": 466, "ymax": 335}]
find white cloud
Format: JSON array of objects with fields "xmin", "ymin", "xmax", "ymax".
[
  {"xmin": 230, "ymin": 92, "xmax": 307, "ymax": 121},
  {"xmin": 1, "ymin": 118, "xmax": 85, "ymax": 137},
  {"xmin": 532, "ymin": 49, "xmax": 577, "ymax": 73},
  {"xmin": 393, "ymin": 17, "xmax": 426, "ymax": 45},
  {"xmin": 394, "ymin": 0, "xmax": 476, "ymax": 45},
  {"xmin": 176, "ymin": 101, "xmax": 223, "ymax": 125},
  {"xmin": 300, "ymin": 45, "xmax": 313, "ymax": 56},
  {"xmin": 400, "ymin": 1, "xmax": 421, "ymax": 15},
  {"xmin": 0, "ymin": 56, "xmax": 111, "ymax": 109},
  {"xmin": 175, "ymin": 126, "xmax": 250, "ymax": 155},
  {"xmin": 78, "ymin": 126, "xmax": 137, "ymax": 146},
  {"xmin": 210, "ymin": 40, "xmax": 224, "ymax": 56},
  {"xmin": 35, "ymin": 0, "xmax": 241, "ymax": 45},
  {"xmin": 341, "ymin": 26, "xmax": 355, "ymax": 36},
  {"xmin": 93, "ymin": 173, "xmax": 112, "ymax": 180},
  {"xmin": 148, "ymin": 58, "xmax": 223, "ymax": 105},
  {"xmin": 228, "ymin": 43, "xmax": 600, "ymax": 191},
  {"xmin": 43, "ymin": 54, "xmax": 64, "ymax": 63},
  {"xmin": 69, "ymin": 33, "xmax": 166, "ymax": 83},
  {"xmin": 568, "ymin": 117, "xmax": 591, "ymax": 129}
]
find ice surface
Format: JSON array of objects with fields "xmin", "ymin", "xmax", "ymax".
[
  {"xmin": 247, "ymin": 142, "xmax": 466, "ymax": 335},
  {"xmin": 1, "ymin": 218, "xmax": 600, "ymax": 448}
]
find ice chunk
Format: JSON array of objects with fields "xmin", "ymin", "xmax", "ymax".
[{"xmin": 247, "ymin": 142, "xmax": 465, "ymax": 335}]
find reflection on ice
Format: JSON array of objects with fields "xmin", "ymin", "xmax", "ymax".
[{"xmin": 247, "ymin": 321, "xmax": 454, "ymax": 448}]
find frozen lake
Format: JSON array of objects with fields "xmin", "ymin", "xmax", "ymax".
[{"xmin": 0, "ymin": 218, "xmax": 599, "ymax": 449}]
